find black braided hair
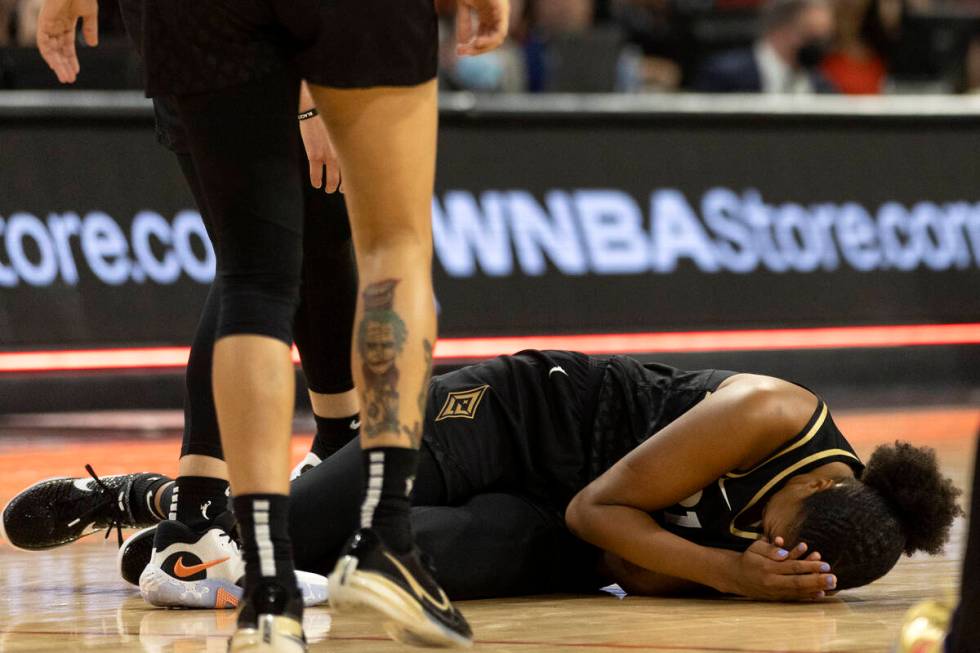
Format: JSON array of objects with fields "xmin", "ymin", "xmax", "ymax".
[{"xmin": 793, "ymin": 442, "xmax": 962, "ymax": 590}]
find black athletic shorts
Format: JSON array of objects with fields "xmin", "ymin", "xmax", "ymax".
[
  {"xmin": 141, "ymin": 0, "xmax": 438, "ymax": 97},
  {"xmin": 422, "ymin": 350, "xmax": 607, "ymax": 516}
]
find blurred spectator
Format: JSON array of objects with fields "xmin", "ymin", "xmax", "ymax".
[
  {"xmin": 694, "ymin": 0, "xmax": 838, "ymax": 92},
  {"xmin": 960, "ymin": 35, "xmax": 980, "ymax": 93},
  {"xmin": 609, "ymin": 0, "xmax": 686, "ymax": 90},
  {"xmin": 820, "ymin": 0, "xmax": 890, "ymax": 93},
  {"xmin": 439, "ymin": 0, "xmax": 528, "ymax": 92},
  {"xmin": 0, "ymin": 0, "xmax": 42, "ymax": 46},
  {"xmin": 525, "ymin": 0, "xmax": 596, "ymax": 90}
]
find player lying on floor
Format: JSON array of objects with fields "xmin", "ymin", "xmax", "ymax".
[{"xmin": 3, "ymin": 350, "xmax": 961, "ymax": 605}]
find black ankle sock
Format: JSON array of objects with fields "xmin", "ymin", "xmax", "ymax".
[
  {"xmin": 311, "ymin": 413, "xmax": 360, "ymax": 459},
  {"xmin": 128, "ymin": 474, "xmax": 173, "ymax": 523},
  {"xmin": 233, "ymin": 494, "xmax": 298, "ymax": 592},
  {"xmin": 168, "ymin": 476, "xmax": 230, "ymax": 531},
  {"xmin": 361, "ymin": 447, "xmax": 417, "ymax": 553}
]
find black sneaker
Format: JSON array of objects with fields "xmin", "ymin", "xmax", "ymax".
[
  {"xmin": 118, "ymin": 525, "xmax": 157, "ymax": 586},
  {"xmin": 328, "ymin": 528, "xmax": 473, "ymax": 648},
  {"xmin": 229, "ymin": 580, "xmax": 307, "ymax": 653},
  {"xmin": 1, "ymin": 465, "xmax": 169, "ymax": 550}
]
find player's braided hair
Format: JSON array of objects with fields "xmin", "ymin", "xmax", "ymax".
[{"xmin": 793, "ymin": 442, "xmax": 962, "ymax": 590}]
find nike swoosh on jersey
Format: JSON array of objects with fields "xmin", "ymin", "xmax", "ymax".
[
  {"xmin": 548, "ymin": 366, "xmax": 567, "ymax": 377},
  {"xmin": 350, "ymin": 419, "xmax": 361, "ymax": 430},
  {"xmin": 382, "ymin": 552, "xmax": 452, "ymax": 611},
  {"xmin": 173, "ymin": 556, "xmax": 230, "ymax": 578}
]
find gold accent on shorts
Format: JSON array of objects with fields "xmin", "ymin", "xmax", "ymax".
[{"xmin": 435, "ymin": 385, "xmax": 489, "ymax": 421}]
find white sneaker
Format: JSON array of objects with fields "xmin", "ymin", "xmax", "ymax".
[
  {"xmin": 289, "ymin": 452, "xmax": 323, "ymax": 481},
  {"xmin": 139, "ymin": 514, "xmax": 328, "ymax": 609}
]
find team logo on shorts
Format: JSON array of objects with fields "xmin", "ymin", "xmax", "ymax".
[{"xmin": 435, "ymin": 385, "xmax": 489, "ymax": 421}]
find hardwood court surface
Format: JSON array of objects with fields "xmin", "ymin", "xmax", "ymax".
[{"xmin": 0, "ymin": 405, "xmax": 976, "ymax": 653}]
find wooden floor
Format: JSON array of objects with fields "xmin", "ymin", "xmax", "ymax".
[{"xmin": 0, "ymin": 405, "xmax": 976, "ymax": 653}]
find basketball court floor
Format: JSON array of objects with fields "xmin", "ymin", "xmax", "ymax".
[{"xmin": 0, "ymin": 404, "xmax": 976, "ymax": 653}]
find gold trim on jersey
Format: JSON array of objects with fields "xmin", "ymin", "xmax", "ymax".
[
  {"xmin": 728, "ymin": 448, "xmax": 861, "ymax": 540},
  {"xmin": 724, "ymin": 402, "xmax": 828, "ymax": 479}
]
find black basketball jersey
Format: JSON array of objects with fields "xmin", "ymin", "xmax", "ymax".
[{"xmin": 653, "ymin": 400, "xmax": 864, "ymax": 552}]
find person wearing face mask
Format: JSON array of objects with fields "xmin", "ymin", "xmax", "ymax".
[{"xmin": 693, "ymin": 0, "xmax": 839, "ymax": 93}]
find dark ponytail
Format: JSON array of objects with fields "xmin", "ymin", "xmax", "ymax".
[{"xmin": 793, "ymin": 442, "xmax": 961, "ymax": 590}]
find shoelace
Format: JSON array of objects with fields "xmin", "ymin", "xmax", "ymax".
[{"xmin": 67, "ymin": 464, "xmax": 132, "ymax": 547}]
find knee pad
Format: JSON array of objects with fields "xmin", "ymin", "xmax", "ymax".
[{"xmin": 217, "ymin": 270, "xmax": 302, "ymax": 344}]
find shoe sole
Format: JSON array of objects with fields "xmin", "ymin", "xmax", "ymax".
[
  {"xmin": 1, "ymin": 476, "xmax": 77, "ymax": 551},
  {"xmin": 229, "ymin": 615, "xmax": 307, "ymax": 653},
  {"xmin": 140, "ymin": 565, "xmax": 243, "ymax": 609},
  {"xmin": 140, "ymin": 566, "xmax": 330, "ymax": 609},
  {"xmin": 117, "ymin": 526, "xmax": 156, "ymax": 587},
  {"xmin": 328, "ymin": 555, "xmax": 473, "ymax": 649}
]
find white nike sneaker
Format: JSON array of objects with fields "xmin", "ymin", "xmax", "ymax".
[
  {"xmin": 139, "ymin": 513, "xmax": 328, "ymax": 609},
  {"xmin": 289, "ymin": 452, "xmax": 323, "ymax": 481}
]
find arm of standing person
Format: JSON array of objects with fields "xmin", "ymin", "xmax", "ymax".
[
  {"xmin": 566, "ymin": 376, "xmax": 835, "ymax": 601},
  {"xmin": 299, "ymin": 81, "xmax": 342, "ymax": 194},
  {"xmin": 35, "ymin": 0, "xmax": 97, "ymax": 83}
]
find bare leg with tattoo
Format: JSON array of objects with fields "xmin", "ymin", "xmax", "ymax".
[{"xmin": 309, "ymin": 80, "xmax": 472, "ymax": 646}]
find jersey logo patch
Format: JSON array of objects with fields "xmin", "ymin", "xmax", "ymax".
[{"xmin": 435, "ymin": 385, "xmax": 489, "ymax": 421}]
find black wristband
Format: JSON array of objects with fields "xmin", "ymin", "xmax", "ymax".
[{"xmin": 298, "ymin": 108, "xmax": 319, "ymax": 121}]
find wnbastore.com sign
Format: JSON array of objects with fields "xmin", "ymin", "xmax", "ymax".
[{"xmin": 2, "ymin": 187, "xmax": 977, "ymax": 289}]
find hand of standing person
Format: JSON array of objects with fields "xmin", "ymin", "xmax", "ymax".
[
  {"xmin": 36, "ymin": 0, "xmax": 98, "ymax": 83},
  {"xmin": 299, "ymin": 81, "xmax": 342, "ymax": 194},
  {"xmin": 456, "ymin": 0, "xmax": 509, "ymax": 56}
]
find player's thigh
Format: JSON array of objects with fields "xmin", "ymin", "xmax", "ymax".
[
  {"xmin": 413, "ymin": 493, "xmax": 602, "ymax": 600},
  {"xmin": 308, "ymin": 82, "xmax": 438, "ymax": 251},
  {"xmin": 174, "ymin": 71, "xmax": 304, "ymax": 261}
]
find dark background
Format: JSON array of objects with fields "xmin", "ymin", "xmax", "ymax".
[
  {"xmin": 2, "ymin": 108, "xmax": 979, "ymax": 348},
  {"xmin": 1, "ymin": 98, "xmax": 978, "ymax": 412}
]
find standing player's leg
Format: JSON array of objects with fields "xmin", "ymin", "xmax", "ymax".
[
  {"xmin": 173, "ymin": 69, "xmax": 309, "ymax": 649},
  {"xmin": 292, "ymin": 176, "xmax": 360, "ymax": 478},
  {"xmin": 310, "ymin": 80, "xmax": 473, "ymax": 647}
]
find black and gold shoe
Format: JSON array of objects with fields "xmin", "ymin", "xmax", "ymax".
[
  {"xmin": 893, "ymin": 599, "xmax": 950, "ymax": 653},
  {"xmin": 1, "ymin": 465, "xmax": 169, "ymax": 550},
  {"xmin": 328, "ymin": 528, "xmax": 473, "ymax": 648},
  {"xmin": 229, "ymin": 580, "xmax": 307, "ymax": 653}
]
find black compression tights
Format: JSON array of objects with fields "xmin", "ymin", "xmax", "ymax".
[
  {"xmin": 288, "ymin": 439, "xmax": 601, "ymax": 600},
  {"xmin": 172, "ymin": 77, "xmax": 356, "ymax": 460}
]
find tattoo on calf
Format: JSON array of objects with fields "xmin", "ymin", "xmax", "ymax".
[
  {"xmin": 399, "ymin": 338, "xmax": 433, "ymax": 448},
  {"xmin": 358, "ymin": 279, "xmax": 406, "ymax": 438}
]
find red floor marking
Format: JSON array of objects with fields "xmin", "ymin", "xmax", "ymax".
[{"xmin": 1, "ymin": 322, "xmax": 978, "ymax": 373}]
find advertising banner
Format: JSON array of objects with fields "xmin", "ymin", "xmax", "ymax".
[{"xmin": 2, "ymin": 102, "xmax": 979, "ymax": 349}]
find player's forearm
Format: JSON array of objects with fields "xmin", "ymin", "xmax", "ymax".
[
  {"xmin": 567, "ymin": 499, "xmax": 740, "ymax": 593},
  {"xmin": 599, "ymin": 552, "xmax": 716, "ymax": 596}
]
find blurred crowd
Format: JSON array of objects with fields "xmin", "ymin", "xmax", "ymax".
[{"xmin": 2, "ymin": 0, "xmax": 980, "ymax": 93}]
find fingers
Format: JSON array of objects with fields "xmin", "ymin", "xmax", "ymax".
[
  {"xmin": 784, "ymin": 542, "xmax": 809, "ymax": 561},
  {"xmin": 38, "ymin": 27, "xmax": 77, "ymax": 83},
  {"xmin": 752, "ymin": 539, "xmax": 808, "ymax": 563},
  {"xmin": 455, "ymin": 4, "xmax": 474, "ymax": 55},
  {"xmin": 457, "ymin": 0, "xmax": 508, "ymax": 56},
  {"xmin": 80, "ymin": 11, "xmax": 99, "ymax": 46},
  {"xmin": 324, "ymin": 162, "xmax": 341, "ymax": 194},
  {"xmin": 309, "ymin": 161, "xmax": 324, "ymax": 190}
]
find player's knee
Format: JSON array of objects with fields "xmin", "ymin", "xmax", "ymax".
[
  {"xmin": 217, "ymin": 271, "xmax": 302, "ymax": 344},
  {"xmin": 356, "ymin": 223, "xmax": 432, "ymax": 261}
]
